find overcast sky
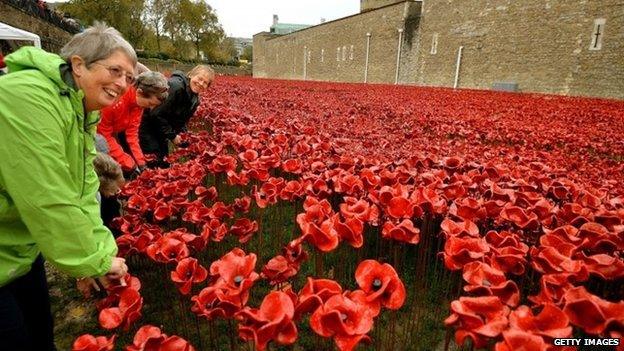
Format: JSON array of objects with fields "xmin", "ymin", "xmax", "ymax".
[{"xmin": 207, "ymin": 1, "xmax": 360, "ymax": 38}]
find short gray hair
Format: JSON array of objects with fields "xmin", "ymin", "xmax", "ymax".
[
  {"xmin": 60, "ymin": 22, "xmax": 137, "ymax": 67},
  {"xmin": 135, "ymin": 71, "xmax": 169, "ymax": 100}
]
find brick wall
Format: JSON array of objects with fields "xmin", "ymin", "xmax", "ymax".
[
  {"xmin": 0, "ymin": 1, "xmax": 73, "ymax": 53},
  {"xmin": 253, "ymin": 1, "xmax": 422, "ymax": 84},
  {"xmin": 414, "ymin": 0, "xmax": 624, "ymax": 99}
]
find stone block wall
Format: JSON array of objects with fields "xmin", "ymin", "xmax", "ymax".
[
  {"xmin": 0, "ymin": 1, "xmax": 73, "ymax": 53},
  {"xmin": 253, "ymin": 1, "xmax": 422, "ymax": 84},
  {"xmin": 414, "ymin": 0, "xmax": 624, "ymax": 99}
]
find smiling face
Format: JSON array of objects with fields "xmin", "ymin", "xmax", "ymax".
[
  {"xmin": 71, "ymin": 50, "xmax": 135, "ymax": 112},
  {"xmin": 189, "ymin": 72, "xmax": 214, "ymax": 94}
]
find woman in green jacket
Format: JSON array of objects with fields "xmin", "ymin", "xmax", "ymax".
[{"xmin": 0, "ymin": 23, "xmax": 135, "ymax": 351}]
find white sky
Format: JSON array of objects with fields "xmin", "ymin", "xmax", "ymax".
[
  {"xmin": 206, "ymin": 1, "xmax": 360, "ymax": 38},
  {"xmin": 53, "ymin": 1, "xmax": 360, "ymax": 39}
]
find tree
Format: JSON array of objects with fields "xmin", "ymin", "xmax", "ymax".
[
  {"xmin": 183, "ymin": 1, "xmax": 223, "ymax": 59},
  {"xmin": 240, "ymin": 45, "xmax": 253, "ymax": 62},
  {"xmin": 145, "ymin": 0, "xmax": 171, "ymax": 52},
  {"xmin": 60, "ymin": 0, "xmax": 146, "ymax": 47}
]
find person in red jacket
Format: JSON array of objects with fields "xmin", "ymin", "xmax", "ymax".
[{"xmin": 98, "ymin": 71, "xmax": 168, "ymax": 174}]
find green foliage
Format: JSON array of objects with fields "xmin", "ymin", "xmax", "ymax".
[
  {"xmin": 60, "ymin": 0, "xmax": 232, "ymax": 62},
  {"xmin": 240, "ymin": 45, "xmax": 253, "ymax": 62}
]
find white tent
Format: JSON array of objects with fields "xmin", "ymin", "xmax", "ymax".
[{"xmin": 0, "ymin": 21, "xmax": 41, "ymax": 48}]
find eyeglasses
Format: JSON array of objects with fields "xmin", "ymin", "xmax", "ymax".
[{"xmin": 92, "ymin": 62, "xmax": 136, "ymax": 85}]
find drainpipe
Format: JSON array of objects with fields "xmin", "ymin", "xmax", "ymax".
[
  {"xmin": 454, "ymin": 46, "xmax": 464, "ymax": 89},
  {"xmin": 303, "ymin": 46, "xmax": 307, "ymax": 80},
  {"xmin": 395, "ymin": 28, "xmax": 403, "ymax": 84},
  {"xmin": 364, "ymin": 32, "xmax": 371, "ymax": 83}
]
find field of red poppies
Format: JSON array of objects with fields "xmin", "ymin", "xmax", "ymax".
[{"xmin": 72, "ymin": 77, "xmax": 624, "ymax": 351}]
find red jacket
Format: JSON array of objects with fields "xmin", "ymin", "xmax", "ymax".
[{"xmin": 98, "ymin": 86, "xmax": 145, "ymax": 170}]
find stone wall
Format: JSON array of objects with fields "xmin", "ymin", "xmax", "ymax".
[
  {"xmin": 414, "ymin": 0, "xmax": 624, "ymax": 99},
  {"xmin": 360, "ymin": 0, "xmax": 404, "ymax": 12},
  {"xmin": 0, "ymin": 1, "xmax": 73, "ymax": 53},
  {"xmin": 253, "ymin": 1, "xmax": 422, "ymax": 84},
  {"xmin": 253, "ymin": 0, "xmax": 623, "ymax": 100}
]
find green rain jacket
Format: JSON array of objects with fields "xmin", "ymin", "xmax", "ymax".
[{"xmin": 0, "ymin": 47, "xmax": 117, "ymax": 287}]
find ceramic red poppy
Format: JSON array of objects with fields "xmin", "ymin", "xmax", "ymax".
[
  {"xmin": 170, "ymin": 257, "xmax": 208, "ymax": 295},
  {"xmin": 354, "ymin": 260, "xmax": 406, "ymax": 309},
  {"xmin": 72, "ymin": 334, "xmax": 115, "ymax": 351}
]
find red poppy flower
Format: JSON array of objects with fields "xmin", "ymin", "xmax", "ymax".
[
  {"xmin": 194, "ymin": 185, "xmax": 218, "ymax": 201},
  {"xmin": 229, "ymin": 218, "xmax": 259, "ymax": 243},
  {"xmin": 359, "ymin": 168, "xmax": 381, "ymax": 190},
  {"xmin": 355, "ymin": 260, "xmax": 406, "ymax": 310},
  {"xmin": 233, "ymin": 196, "xmax": 252, "ymax": 213},
  {"xmin": 493, "ymin": 330, "xmax": 550, "ymax": 351},
  {"xmin": 382, "ymin": 219, "xmax": 420, "ymax": 244},
  {"xmin": 98, "ymin": 287, "xmax": 143, "ymax": 330},
  {"xmin": 440, "ymin": 218, "xmax": 480, "ymax": 238},
  {"xmin": 191, "ymin": 285, "xmax": 244, "ymax": 319},
  {"xmin": 528, "ymin": 273, "xmax": 578, "ymax": 306},
  {"xmin": 508, "ymin": 304, "xmax": 572, "ymax": 339},
  {"xmin": 210, "ymin": 155, "xmax": 237, "ymax": 173},
  {"xmin": 208, "ymin": 201, "xmax": 234, "ymax": 220},
  {"xmin": 449, "ymin": 198, "xmax": 487, "ymax": 222},
  {"xmin": 146, "ymin": 237, "xmax": 190, "ymax": 263},
  {"xmin": 410, "ymin": 186, "xmax": 447, "ymax": 214},
  {"xmin": 295, "ymin": 278, "xmax": 343, "ymax": 319},
  {"xmin": 153, "ymin": 200, "xmax": 174, "ymax": 221},
  {"xmin": 126, "ymin": 325, "xmax": 196, "ymax": 351},
  {"xmin": 227, "ymin": 170, "xmax": 250, "ymax": 186},
  {"xmin": 578, "ymin": 252, "xmax": 624, "ymax": 280},
  {"xmin": 282, "ymin": 158, "xmax": 303, "ymax": 174},
  {"xmin": 562, "ymin": 286, "xmax": 624, "ymax": 335},
  {"xmin": 385, "ymin": 196, "xmax": 414, "ymax": 219},
  {"xmin": 280, "ymin": 180, "xmax": 305, "ymax": 201},
  {"xmin": 339, "ymin": 197, "xmax": 379, "ymax": 224},
  {"xmin": 236, "ymin": 291, "xmax": 298, "ymax": 351},
  {"xmin": 333, "ymin": 172, "xmax": 364, "ymax": 195},
  {"xmin": 170, "ymin": 257, "xmax": 208, "ymax": 295},
  {"xmin": 261, "ymin": 255, "xmax": 298, "ymax": 285},
  {"xmin": 333, "ymin": 215, "xmax": 365, "ymax": 248},
  {"xmin": 499, "ymin": 205, "xmax": 540, "ymax": 230},
  {"xmin": 442, "ymin": 236, "xmax": 490, "ymax": 270},
  {"xmin": 209, "ymin": 248, "xmax": 260, "ymax": 301},
  {"xmin": 238, "ymin": 149, "xmax": 258, "ymax": 163},
  {"xmin": 72, "ymin": 334, "xmax": 115, "ymax": 351},
  {"xmin": 310, "ymin": 290, "xmax": 375, "ymax": 351},
  {"xmin": 462, "ymin": 262, "xmax": 520, "ymax": 307},
  {"xmin": 444, "ymin": 296, "xmax": 510, "ymax": 348},
  {"xmin": 282, "ymin": 238, "xmax": 309, "ymax": 268},
  {"xmin": 303, "ymin": 217, "xmax": 340, "ymax": 252},
  {"xmin": 201, "ymin": 218, "xmax": 228, "ymax": 242}
]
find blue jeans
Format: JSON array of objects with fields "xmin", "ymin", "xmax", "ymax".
[{"xmin": 0, "ymin": 256, "xmax": 56, "ymax": 351}]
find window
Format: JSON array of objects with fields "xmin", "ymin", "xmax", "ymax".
[
  {"xmin": 337, "ymin": 47, "xmax": 341, "ymax": 61},
  {"xmin": 307, "ymin": 49, "xmax": 311, "ymax": 63},
  {"xmin": 430, "ymin": 33, "xmax": 438, "ymax": 54},
  {"xmin": 342, "ymin": 45, "xmax": 347, "ymax": 61},
  {"xmin": 349, "ymin": 45, "xmax": 354, "ymax": 60},
  {"xmin": 589, "ymin": 18, "xmax": 606, "ymax": 51}
]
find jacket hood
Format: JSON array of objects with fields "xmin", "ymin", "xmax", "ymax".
[{"xmin": 4, "ymin": 46, "xmax": 68, "ymax": 90}]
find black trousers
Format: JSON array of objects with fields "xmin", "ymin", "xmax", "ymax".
[{"xmin": 0, "ymin": 256, "xmax": 56, "ymax": 351}]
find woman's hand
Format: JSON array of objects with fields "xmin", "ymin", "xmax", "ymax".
[
  {"xmin": 106, "ymin": 257, "xmax": 128, "ymax": 282},
  {"xmin": 76, "ymin": 277, "xmax": 100, "ymax": 298}
]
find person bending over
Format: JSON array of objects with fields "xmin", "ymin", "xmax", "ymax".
[
  {"xmin": 139, "ymin": 65, "xmax": 214, "ymax": 167},
  {"xmin": 98, "ymin": 71, "xmax": 168, "ymax": 177}
]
